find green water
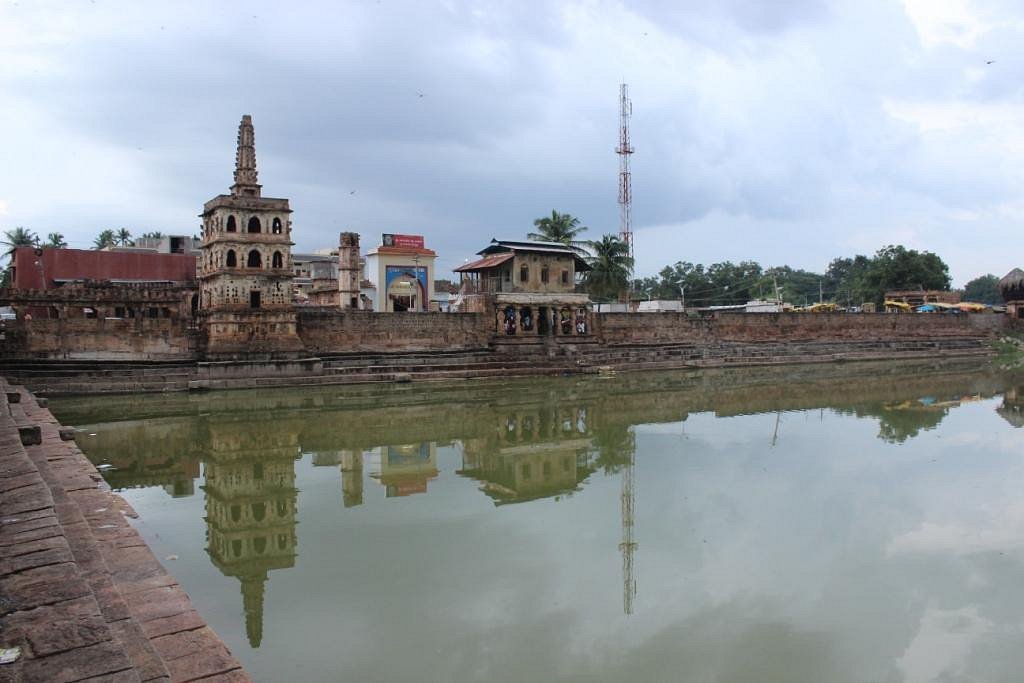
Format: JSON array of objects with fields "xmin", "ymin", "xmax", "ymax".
[{"xmin": 50, "ymin": 361, "xmax": 1024, "ymax": 683}]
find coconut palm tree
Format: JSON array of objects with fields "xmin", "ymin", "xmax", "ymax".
[
  {"xmin": 583, "ymin": 234, "xmax": 634, "ymax": 301},
  {"xmin": 93, "ymin": 229, "xmax": 117, "ymax": 250},
  {"xmin": 2, "ymin": 227, "xmax": 39, "ymax": 256},
  {"xmin": 45, "ymin": 232, "xmax": 67, "ymax": 249},
  {"xmin": 528, "ymin": 210, "xmax": 588, "ymax": 250},
  {"xmin": 116, "ymin": 228, "xmax": 132, "ymax": 246},
  {"xmin": 1, "ymin": 227, "xmax": 39, "ymax": 288}
]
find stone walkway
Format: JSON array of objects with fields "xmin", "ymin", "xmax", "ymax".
[{"xmin": 0, "ymin": 379, "xmax": 249, "ymax": 682}]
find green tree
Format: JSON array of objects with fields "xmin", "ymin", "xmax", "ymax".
[
  {"xmin": 93, "ymin": 229, "xmax": 116, "ymax": 250},
  {"xmin": 45, "ymin": 232, "xmax": 67, "ymax": 249},
  {"xmin": 824, "ymin": 255, "xmax": 872, "ymax": 307},
  {"xmin": 139, "ymin": 231, "xmax": 163, "ymax": 240},
  {"xmin": 528, "ymin": 210, "xmax": 588, "ymax": 249},
  {"xmin": 115, "ymin": 228, "xmax": 132, "ymax": 246},
  {"xmin": 583, "ymin": 235, "xmax": 634, "ymax": 301},
  {"xmin": 962, "ymin": 274, "xmax": 1001, "ymax": 305},
  {"xmin": 859, "ymin": 245, "xmax": 951, "ymax": 306},
  {"xmin": 2, "ymin": 227, "xmax": 39, "ymax": 256},
  {"xmin": 1, "ymin": 227, "xmax": 39, "ymax": 289}
]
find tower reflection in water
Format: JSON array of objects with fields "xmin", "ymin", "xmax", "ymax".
[{"xmin": 202, "ymin": 418, "xmax": 299, "ymax": 648}]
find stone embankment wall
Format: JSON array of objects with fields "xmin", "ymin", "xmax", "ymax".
[
  {"xmin": 2, "ymin": 318, "xmax": 196, "ymax": 360},
  {"xmin": 0, "ymin": 379, "xmax": 249, "ymax": 681},
  {"xmin": 594, "ymin": 311, "xmax": 1005, "ymax": 345},
  {"xmin": 296, "ymin": 308, "xmax": 491, "ymax": 352}
]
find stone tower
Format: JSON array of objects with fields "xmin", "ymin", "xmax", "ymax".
[
  {"xmin": 338, "ymin": 232, "xmax": 361, "ymax": 309},
  {"xmin": 199, "ymin": 115, "xmax": 303, "ymax": 355}
]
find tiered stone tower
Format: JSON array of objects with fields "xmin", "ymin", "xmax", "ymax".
[
  {"xmin": 199, "ymin": 115, "xmax": 303, "ymax": 355},
  {"xmin": 338, "ymin": 232, "xmax": 362, "ymax": 309}
]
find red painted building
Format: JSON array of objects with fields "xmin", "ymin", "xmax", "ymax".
[{"xmin": 11, "ymin": 247, "xmax": 196, "ymax": 290}]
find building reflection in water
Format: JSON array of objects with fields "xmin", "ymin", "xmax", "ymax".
[
  {"xmin": 66, "ymin": 362, "xmax": 1024, "ymax": 636},
  {"xmin": 202, "ymin": 419, "xmax": 299, "ymax": 648},
  {"xmin": 458, "ymin": 406, "xmax": 596, "ymax": 505},
  {"xmin": 997, "ymin": 384, "xmax": 1023, "ymax": 428},
  {"xmin": 369, "ymin": 443, "xmax": 438, "ymax": 498},
  {"xmin": 311, "ymin": 450, "xmax": 364, "ymax": 507}
]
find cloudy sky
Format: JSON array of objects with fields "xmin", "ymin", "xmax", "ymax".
[{"xmin": 1, "ymin": 0, "xmax": 1022, "ymax": 284}]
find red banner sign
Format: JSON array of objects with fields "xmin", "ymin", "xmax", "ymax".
[{"xmin": 382, "ymin": 233, "xmax": 425, "ymax": 249}]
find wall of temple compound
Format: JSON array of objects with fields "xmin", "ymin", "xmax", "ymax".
[
  {"xmin": 0, "ymin": 307, "xmax": 1008, "ymax": 362},
  {"xmin": 295, "ymin": 309, "xmax": 491, "ymax": 352},
  {"xmin": 2, "ymin": 318, "xmax": 196, "ymax": 360},
  {"xmin": 593, "ymin": 311, "xmax": 1006, "ymax": 345}
]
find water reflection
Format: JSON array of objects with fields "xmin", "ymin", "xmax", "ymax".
[
  {"xmin": 51, "ymin": 360, "xmax": 1024, "ymax": 680},
  {"xmin": 998, "ymin": 385, "xmax": 1024, "ymax": 428},
  {"xmin": 202, "ymin": 418, "xmax": 299, "ymax": 648}
]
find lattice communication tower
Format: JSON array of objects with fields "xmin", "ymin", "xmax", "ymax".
[{"xmin": 616, "ymin": 83, "xmax": 635, "ymax": 265}]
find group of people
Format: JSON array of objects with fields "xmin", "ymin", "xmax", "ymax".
[{"xmin": 502, "ymin": 307, "xmax": 587, "ymax": 336}]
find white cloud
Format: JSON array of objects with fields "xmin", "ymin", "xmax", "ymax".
[{"xmin": 901, "ymin": 0, "xmax": 993, "ymax": 48}]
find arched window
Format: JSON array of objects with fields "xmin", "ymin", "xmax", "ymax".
[
  {"xmin": 272, "ymin": 251, "xmax": 283, "ymax": 268},
  {"xmin": 226, "ymin": 215, "xmax": 237, "ymax": 233},
  {"xmin": 272, "ymin": 217, "xmax": 282, "ymax": 234},
  {"xmin": 247, "ymin": 250, "xmax": 261, "ymax": 268},
  {"xmin": 247, "ymin": 216, "xmax": 261, "ymax": 233},
  {"xmin": 226, "ymin": 249, "xmax": 237, "ymax": 267}
]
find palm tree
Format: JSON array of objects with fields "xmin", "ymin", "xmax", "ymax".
[
  {"xmin": 116, "ymin": 228, "xmax": 132, "ymax": 246},
  {"xmin": 528, "ymin": 210, "xmax": 588, "ymax": 249},
  {"xmin": 93, "ymin": 229, "xmax": 116, "ymax": 250},
  {"xmin": 140, "ymin": 231, "xmax": 163, "ymax": 240},
  {"xmin": 583, "ymin": 234, "xmax": 634, "ymax": 301},
  {"xmin": 2, "ymin": 227, "xmax": 39, "ymax": 256},
  {"xmin": 45, "ymin": 232, "xmax": 67, "ymax": 248},
  {"xmin": 1, "ymin": 227, "xmax": 39, "ymax": 289}
]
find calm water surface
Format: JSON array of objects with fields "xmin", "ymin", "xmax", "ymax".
[{"xmin": 50, "ymin": 361, "xmax": 1024, "ymax": 683}]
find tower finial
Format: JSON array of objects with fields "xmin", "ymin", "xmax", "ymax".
[{"xmin": 231, "ymin": 114, "xmax": 261, "ymax": 197}]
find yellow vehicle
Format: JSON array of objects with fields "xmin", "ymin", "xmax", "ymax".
[
  {"xmin": 884, "ymin": 300, "xmax": 912, "ymax": 313},
  {"xmin": 808, "ymin": 303, "xmax": 838, "ymax": 313}
]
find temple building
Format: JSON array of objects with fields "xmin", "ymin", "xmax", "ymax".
[
  {"xmin": 198, "ymin": 115, "xmax": 303, "ymax": 354},
  {"xmin": 363, "ymin": 234, "xmax": 437, "ymax": 312},
  {"xmin": 454, "ymin": 239, "xmax": 592, "ymax": 336}
]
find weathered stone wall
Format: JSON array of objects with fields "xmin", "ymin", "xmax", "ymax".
[
  {"xmin": 594, "ymin": 311, "xmax": 1005, "ymax": 345},
  {"xmin": 2, "ymin": 318, "xmax": 196, "ymax": 360},
  {"xmin": 296, "ymin": 308, "xmax": 490, "ymax": 352},
  {"xmin": 0, "ymin": 309, "xmax": 1008, "ymax": 364}
]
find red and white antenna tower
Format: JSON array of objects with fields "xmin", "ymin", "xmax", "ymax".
[{"xmin": 616, "ymin": 83, "xmax": 635, "ymax": 267}]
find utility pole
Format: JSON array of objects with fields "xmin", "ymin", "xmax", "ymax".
[{"xmin": 819, "ymin": 279, "xmax": 823, "ymax": 304}]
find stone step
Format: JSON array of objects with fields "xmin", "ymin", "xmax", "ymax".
[{"xmin": 1, "ymin": 384, "xmax": 250, "ymax": 681}]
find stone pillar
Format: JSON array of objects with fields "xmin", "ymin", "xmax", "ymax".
[{"xmin": 338, "ymin": 232, "xmax": 361, "ymax": 310}]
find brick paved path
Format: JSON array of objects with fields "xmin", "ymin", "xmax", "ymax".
[{"xmin": 0, "ymin": 380, "xmax": 249, "ymax": 683}]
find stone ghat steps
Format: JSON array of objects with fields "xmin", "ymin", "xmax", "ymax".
[
  {"xmin": 319, "ymin": 350, "xmax": 497, "ymax": 368},
  {"xmin": 18, "ymin": 378, "xmax": 197, "ymax": 396},
  {"xmin": 0, "ymin": 383, "xmax": 250, "ymax": 682},
  {"xmin": 324, "ymin": 358, "xmax": 554, "ymax": 376},
  {"xmin": 577, "ymin": 338, "xmax": 991, "ymax": 365},
  {"xmin": 1, "ymin": 362, "xmax": 199, "ymax": 381}
]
